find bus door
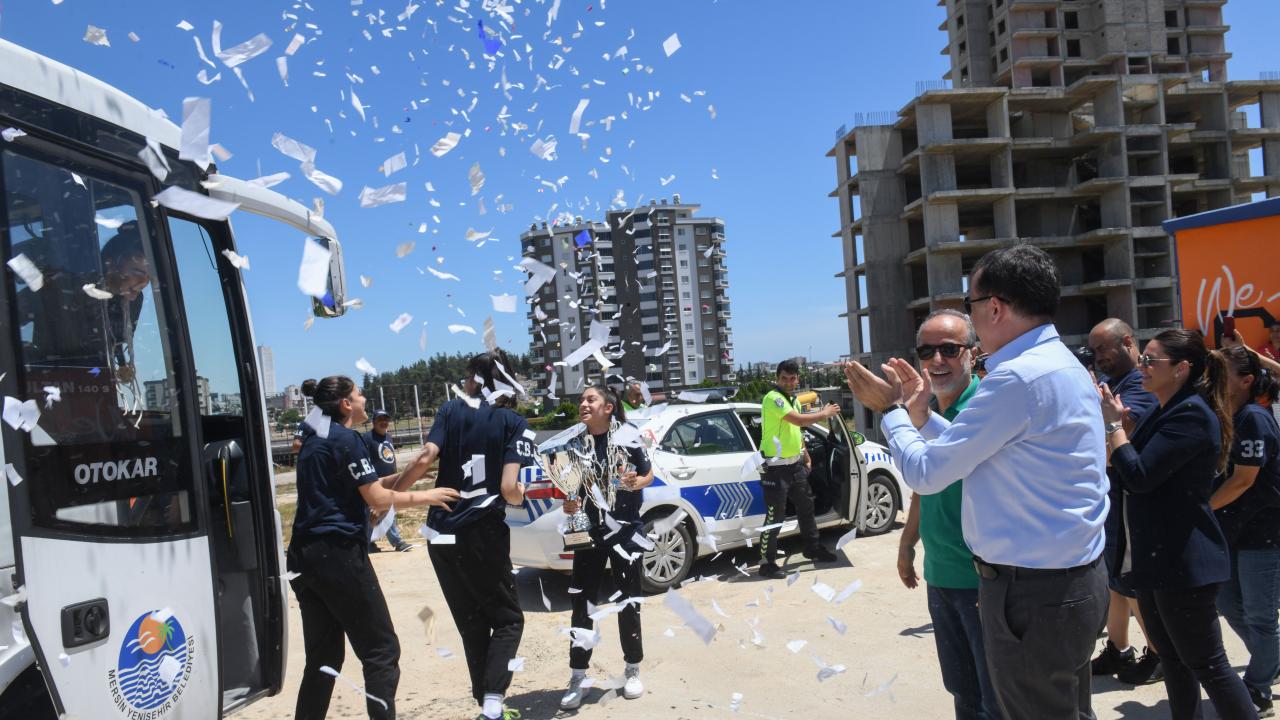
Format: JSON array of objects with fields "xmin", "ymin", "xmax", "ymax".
[
  {"xmin": 0, "ymin": 140, "xmax": 220, "ymax": 716},
  {"xmin": 164, "ymin": 214, "xmax": 285, "ymax": 711}
]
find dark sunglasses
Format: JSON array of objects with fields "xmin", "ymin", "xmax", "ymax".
[
  {"xmin": 916, "ymin": 342, "xmax": 971, "ymax": 360},
  {"xmin": 962, "ymin": 294, "xmax": 1005, "ymax": 315}
]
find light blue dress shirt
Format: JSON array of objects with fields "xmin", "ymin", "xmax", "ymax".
[{"xmin": 882, "ymin": 324, "xmax": 1109, "ymax": 569}]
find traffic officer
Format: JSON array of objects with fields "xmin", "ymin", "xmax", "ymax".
[
  {"xmin": 757, "ymin": 359, "xmax": 842, "ymax": 579},
  {"xmin": 363, "ymin": 409, "xmax": 413, "ymax": 552}
]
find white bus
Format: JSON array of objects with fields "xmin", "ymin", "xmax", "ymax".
[{"xmin": 0, "ymin": 39, "xmax": 347, "ymax": 718}]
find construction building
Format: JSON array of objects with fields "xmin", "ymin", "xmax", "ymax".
[
  {"xmin": 830, "ymin": 0, "xmax": 1280, "ymax": 436},
  {"xmin": 522, "ymin": 195, "xmax": 734, "ymax": 400}
]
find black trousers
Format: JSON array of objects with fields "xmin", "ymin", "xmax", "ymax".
[
  {"xmin": 428, "ymin": 517, "xmax": 525, "ymax": 706},
  {"xmin": 287, "ymin": 535, "xmax": 400, "ymax": 720},
  {"xmin": 977, "ymin": 558, "xmax": 1107, "ymax": 720},
  {"xmin": 1136, "ymin": 584, "xmax": 1257, "ymax": 720},
  {"xmin": 758, "ymin": 462, "xmax": 820, "ymax": 564},
  {"xmin": 569, "ymin": 541, "xmax": 643, "ymax": 669}
]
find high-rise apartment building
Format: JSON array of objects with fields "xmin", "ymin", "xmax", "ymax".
[
  {"xmin": 523, "ymin": 195, "xmax": 734, "ymax": 400},
  {"xmin": 830, "ymin": 0, "xmax": 1280, "ymax": 435},
  {"xmin": 257, "ymin": 345, "xmax": 276, "ymax": 396}
]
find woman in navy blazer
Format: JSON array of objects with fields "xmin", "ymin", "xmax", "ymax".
[{"xmin": 1100, "ymin": 328, "xmax": 1256, "ymax": 720}]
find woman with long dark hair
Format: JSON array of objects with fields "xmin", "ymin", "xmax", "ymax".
[
  {"xmin": 289, "ymin": 375, "xmax": 459, "ymax": 720},
  {"xmin": 1100, "ymin": 329, "xmax": 1256, "ymax": 719},
  {"xmin": 398, "ymin": 350, "xmax": 531, "ymax": 720},
  {"xmin": 559, "ymin": 385, "xmax": 653, "ymax": 711},
  {"xmin": 1212, "ymin": 346, "xmax": 1280, "ymax": 715}
]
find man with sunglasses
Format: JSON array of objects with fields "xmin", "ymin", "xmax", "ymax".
[
  {"xmin": 1087, "ymin": 319, "xmax": 1162, "ymax": 685},
  {"xmin": 896, "ymin": 310, "xmax": 1000, "ymax": 720},
  {"xmin": 844, "ymin": 244, "xmax": 1109, "ymax": 720}
]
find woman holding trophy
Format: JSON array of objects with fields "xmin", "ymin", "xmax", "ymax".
[{"xmin": 557, "ymin": 385, "xmax": 654, "ymax": 710}]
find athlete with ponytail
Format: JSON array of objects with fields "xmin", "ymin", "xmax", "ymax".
[
  {"xmin": 1212, "ymin": 346, "xmax": 1280, "ymax": 714},
  {"xmin": 398, "ymin": 350, "xmax": 532, "ymax": 720},
  {"xmin": 290, "ymin": 376, "xmax": 460, "ymax": 720},
  {"xmin": 1100, "ymin": 329, "xmax": 1256, "ymax": 718}
]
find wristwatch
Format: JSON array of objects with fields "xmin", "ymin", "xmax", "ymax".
[
  {"xmin": 1105, "ymin": 421, "xmax": 1124, "ymax": 436},
  {"xmin": 885, "ymin": 403, "xmax": 908, "ymax": 415}
]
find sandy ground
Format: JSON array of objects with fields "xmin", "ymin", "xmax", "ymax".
[{"xmin": 233, "ymin": 512, "xmax": 1253, "ymax": 720}]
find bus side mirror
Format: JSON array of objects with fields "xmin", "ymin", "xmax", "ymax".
[{"xmin": 309, "ymin": 236, "xmax": 347, "ymax": 318}]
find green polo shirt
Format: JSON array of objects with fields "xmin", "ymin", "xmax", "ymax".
[{"xmin": 919, "ymin": 375, "xmax": 979, "ymax": 590}]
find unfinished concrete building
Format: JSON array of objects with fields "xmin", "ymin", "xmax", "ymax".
[{"xmin": 830, "ymin": 0, "xmax": 1280, "ymax": 436}]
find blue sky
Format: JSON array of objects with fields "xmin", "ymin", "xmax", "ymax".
[{"xmin": 2, "ymin": 1, "xmax": 1275, "ymax": 390}]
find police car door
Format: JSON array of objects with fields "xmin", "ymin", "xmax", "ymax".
[
  {"xmin": 826, "ymin": 415, "xmax": 869, "ymax": 528},
  {"xmin": 0, "ymin": 137, "xmax": 220, "ymax": 717},
  {"xmin": 652, "ymin": 410, "xmax": 759, "ymax": 543}
]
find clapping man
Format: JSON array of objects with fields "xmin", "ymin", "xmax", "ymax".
[{"xmin": 844, "ymin": 245, "xmax": 1109, "ymax": 720}]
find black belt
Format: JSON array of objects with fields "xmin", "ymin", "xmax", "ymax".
[{"xmin": 973, "ymin": 556, "xmax": 1101, "ymax": 581}]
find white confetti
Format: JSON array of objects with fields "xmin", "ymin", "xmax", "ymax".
[
  {"xmin": 303, "ymin": 406, "xmax": 331, "ymax": 439},
  {"xmin": 81, "ymin": 284, "xmax": 113, "ymax": 300},
  {"xmin": 178, "ymin": 97, "xmax": 212, "ymax": 170},
  {"xmin": 220, "ymin": 249, "xmax": 250, "ymax": 270},
  {"xmin": 662, "ymin": 33, "xmax": 681, "ymax": 57},
  {"xmin": 395, "ymin": 241, "xmax": 416, "ymax": 258},
  {"xmin": 389, "ymin": 313, "xmax": 413, "ymax": 333},
  {"xmin": 430, "ymin": 132, "xmax": 461, "ymax": 157},
  {"xmin": 786, "ymin": 639, "xmax": 808, "ymax": 654},
  {"xmin": 319, "ymin": 665, "xmax": 389, "ymax": 710},
  {"xmin": 1, "ymin": 128, "xmax": 27, "ymax": 142},
  {"xmin": 83, "ymin": 25, "xmax": 110, "ymax": 47},
  {"xmin": 827, "ymin": 615, "xmax": 848, "ymax": 635},
  {"xmin": 427, "ymin": 266, "xmax": 460, "ymax": 282},
  {"xmin": 154, "ymin": 186, "xmax": 239, "ymax": 221},
  {"xmin": 42, "ymin": 386, "xmax": 61, "ymax": 408},
  {"xmin": 507, "ymin": 657, "xmax": 525, "ymax": 672},
  {"xmin": 176, "ymin": 20, "xmax": 195, "ymax": 31},
  {"xmin": 296, "ymin": 238, "xmax": 332, "ymax": 299},
  {"xmin": 811, "ymin": 581, "xmax": 837, "ymax": 603},
  {"xmin": 663, "ymin": 589, "xmax": 716, "ymax": 645},
  {"xmin": 834, "ymin": 579, "xmax": 862, "ymax": 604},
  {"xmin": 448, "ymin": 324, "xmax": 477, "ymax": 335},
  {"xmin": 355, "ymin": 358, "xmax": 378, "ymax": 375},
  {"xmin": 836, "ymin": 527, "xmax": 858, "ymax": 552},
  {"xmin": 359, "ymin": 182, "xmax": 407, "ymax": 208},
  {"xmin": 6, "ymin": 254, "xmax": 43, "ymax": 291},
  {"xmin": 490, "ymin": 294, "xmax": 517, "ymax": 313},
  {"xmin": 468, "ymin": 162, "xmax": 485, "ymax": 195},
  {"xmin": 569, "ymin": 98, "xmax": 590, "ymax": 135},
  {"xmin": 212, "ymin": 23, "xmax": 273, "ymax": 68},
  {"xmin": 4, "ymin": 464, "xmax": 23, "ymax": 488},
  {"xmin": 381, "ymin": 151, "xmax": 407, "ymax": 177}
]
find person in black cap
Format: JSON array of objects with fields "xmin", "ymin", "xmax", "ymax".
[{"xmin": 364, "ymin": 409, "xmax": 413, "ymax": 552}]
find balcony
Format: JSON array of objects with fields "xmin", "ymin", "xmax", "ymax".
[
  {"xmin": 711, "ymin": 232, "xmax": 725, "ymax": 242},
  {"xmin": 715, "ymin": 279, "xmax": 729, "ymax": 289},
  {"xmin": 718, "ymin": 310, "xmax": 732, "ymax": 319},
  {"xmin": 656, "ymin": 216, "xmax": 672, "ymax": 226}
]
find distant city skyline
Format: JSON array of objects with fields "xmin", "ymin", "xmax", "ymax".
[{"xmin": 1, "ymin": 2, "xmax": 1273, "ymax": 387}]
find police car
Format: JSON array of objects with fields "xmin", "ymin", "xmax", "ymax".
[{"xmin": 508, "ymin": 401, "xmax": 907, "ymax": 592}]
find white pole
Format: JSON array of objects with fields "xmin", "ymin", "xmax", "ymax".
[
  {"xmin": 413, "ymin": 384, "xmax": 425, "ymax": 447},
  {"xmin": 379, "ymin": 386, "xmax": 386, "ymax": 415}
]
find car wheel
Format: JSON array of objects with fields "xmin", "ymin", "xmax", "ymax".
[
  {"xmin": 860, "ymin": 472, "xmax": 900, "ymax": 537},
  {"xmin": 639, "ymin": 511, "xmax": 696, "ymax": 594}
]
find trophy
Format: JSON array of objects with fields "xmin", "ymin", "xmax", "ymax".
[{"xmin": 534, "ymin": 421, "xmax": 635, "ymax": 550}]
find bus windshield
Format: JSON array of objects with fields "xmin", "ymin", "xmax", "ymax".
[{"xmin": 3, "ymin": 147, "xmax": 194, "ymax": 534}]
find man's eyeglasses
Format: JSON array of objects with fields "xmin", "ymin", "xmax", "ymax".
[
  {"xmin": 1138, "ymin": 354, "xmax": 1176, "ymax": 369},
  {"xmin": 916, "ymin": 343, "xmax": 971, "ymax": 361},
  {"xmin": 962, "ymin": 294, "xmax": 1004, "ymax": 315}
]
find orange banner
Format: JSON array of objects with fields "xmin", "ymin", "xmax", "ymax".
[{"xmin": 1174, "ymin": 213, "xmax": 1280, "ymax": 349}]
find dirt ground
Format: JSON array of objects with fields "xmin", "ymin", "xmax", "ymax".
[{"xmin": 235, "ymin": 509, "xmax": 1251, "ymax": 720}]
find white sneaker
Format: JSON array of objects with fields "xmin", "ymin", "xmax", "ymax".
[
  {"xmin": 623, "ymin": 666, "xmax": 644, "ymax": 700},
  {"xmin": 560, "ymin": 675, "xmax": 586, "ymax": 710}
]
